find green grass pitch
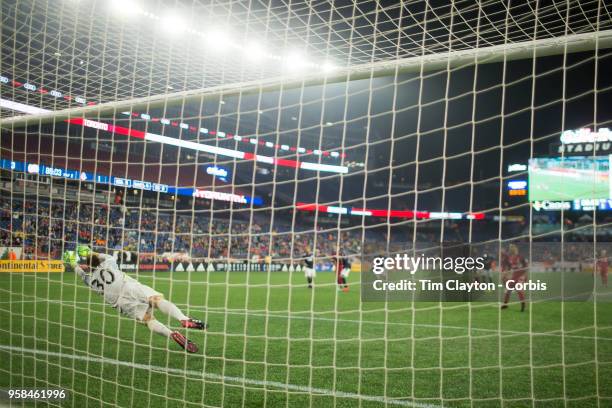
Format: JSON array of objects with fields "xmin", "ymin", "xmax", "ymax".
[
  {"xmin": 528, "ymin": 168, "xmax": 609, "ymax": 201},
  {"xmin": 1, "ymin": 271, "xmax": 611, "ymax": 407}
]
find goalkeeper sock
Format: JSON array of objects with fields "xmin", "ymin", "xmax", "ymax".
[
  {"xmin": 157, "ymin": 299, "xmax": 188, "ymax": 321},
  {"xmin": 147, "ymin": 319, "xmax": 172, "ymax": 337}
]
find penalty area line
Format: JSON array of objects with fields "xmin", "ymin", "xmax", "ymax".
[
  {"xmin": 0, "ymin": 344, "xmax": 440, "ymax": 408},
  {"xmin": 1, "ymin": 295, "xmax": 612, "ymax": 341}
]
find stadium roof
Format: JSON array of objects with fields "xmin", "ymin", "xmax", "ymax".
[
  {"xmin": 1, "ymin": 0, "xmax": 612, "ymax": 215},
  {"xmin": 1, "ymin": 0, "xmax": 611, "ymax": 118}
]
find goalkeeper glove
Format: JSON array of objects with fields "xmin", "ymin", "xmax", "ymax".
[
  {"xmin": 76, "ymin": 245, "xmax": 91, "ymax": 258},
  {"xmin": 63, "ymin": 250, "xmax": 77, "ymax": 268}
]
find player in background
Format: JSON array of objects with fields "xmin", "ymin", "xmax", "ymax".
[
  {"xmin": 64, "ymin": 246, "xmax": 207, "ymax": 353},
  {"xmin": 501, "ymin": 244, "xmax": 528, "ymax": 312},
  {"xmin": 336, "ymin": 253, "xmax": 351, "ymax": 292},
  {"xmin": 499, "ymin": 249, "xmax": 512, "ymax": 285},
  {"xmin": 474, "ymin": 253, "xmax": 494, "ymax": 284},
  {"xmin": 597, "ymin": 249, "xmax": 609, "ymax": 288},
  {"xmin": 303, "ymin": 249, "xmax": 315, "ymax": 289},
  {"xmin": 481, "ymin": 254, "xmax": 494, "ymax": 283}
]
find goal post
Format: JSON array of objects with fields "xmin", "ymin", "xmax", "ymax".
[
  {"xmin": 1, "ymin": 1, "xmax": 612, "ymax": 407},
  {"xmin": 2, "ymin": 29, "xmax": 612, "ymax": 130}
]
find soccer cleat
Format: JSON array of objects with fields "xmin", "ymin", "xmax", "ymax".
[
  {"xmin": 500, "ymin": 304, "xmax": 508, "ymax": 310},
  {"xmin": 171, "ymin": 331, "xmax": 198, "ymax": 353},
  {"xmin": 521, "ymin": 302, "xmax": 526, "ymax": 312},
  {"xmin": 181, "ymin": 318, "xmax": 208, "ymax": 330},
  {"xmin": 342, "ymin": 286, "xmax": 349, "ymax": 293}
]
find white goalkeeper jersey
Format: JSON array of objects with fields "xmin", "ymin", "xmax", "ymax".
[{"xmin": 85, "ymin": 254, "xmax": 132, "ymax": 307}]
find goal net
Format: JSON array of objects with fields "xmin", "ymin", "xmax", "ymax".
[{"xmin": 1, "ymin": 0, "xmax": 612, "ymax": 407}]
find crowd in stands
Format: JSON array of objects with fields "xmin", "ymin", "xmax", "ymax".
[
  {"xmin": 3, "ymin": 194, "xmax": 612, "ymax": 263},
  {"xmin": 0, "ymin": 197, "xmax": 363, "ymax": 261}
]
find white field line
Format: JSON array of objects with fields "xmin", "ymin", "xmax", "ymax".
[
  {"xmin": 0, "ymin": 294, "xmax": 611, "ymax": 342},
  {"xmin": 0, "ymin": 344, "xmax": 440, "ymax": 408}
]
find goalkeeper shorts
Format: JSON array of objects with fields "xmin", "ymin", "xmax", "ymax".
[{"xmin": 115, "ymin": 281, "xmax": 162, "ymax": 322}]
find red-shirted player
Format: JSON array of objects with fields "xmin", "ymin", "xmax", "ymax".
[
  {"xmin": 499, "ymin": 250, "xmax": 512, "ymax": 285},
  {"xmin": 501, "ymin": 244, "xmax": 528, "ymax": 312},
  {"xmin": 597, "ymin": 250, "xmax": 609, "ymax": 288},
  {"xmin": 335, "ymin": 254, "xmax": 351, "ymax": 292}
]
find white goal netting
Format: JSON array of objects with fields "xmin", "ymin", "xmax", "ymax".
[{"xmin": 1, "ymin": 0, "xmax": 612, "ymax": 407}]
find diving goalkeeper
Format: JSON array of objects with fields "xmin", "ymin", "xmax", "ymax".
[{"xmin": 64, "ymin": 246, "xmax": 207, "ymax": 353}]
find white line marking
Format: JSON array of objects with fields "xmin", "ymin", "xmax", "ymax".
[
  {"xmin": 224, "ymin": 310, "xmax": 612, "ymax": 341},
  {"xmin": 1, "ymin": 295, "xmax": 610, "ymax": 341},
  {"xmin": 0, "ymin": 345, "xmax": 439, "ymax": 408}
]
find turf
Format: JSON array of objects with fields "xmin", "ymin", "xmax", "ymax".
[
  {"xmin": 528, "ymin": 168, "xmax": 609, "ymax": 201},
  {"xmin": 1, "ymin": 271, "xmax": 611, "ymax": 408}
]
